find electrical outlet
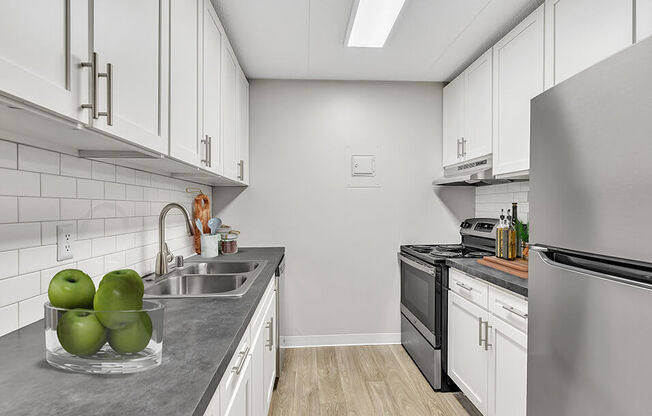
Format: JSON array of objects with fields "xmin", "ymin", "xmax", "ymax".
[{"xmin": 57, "ymin": 224, "xmax": 74, "ymax": 261}]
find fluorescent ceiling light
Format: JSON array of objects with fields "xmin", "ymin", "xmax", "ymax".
[{"xmin": 347, "ymin": 0, "xmax": 406, "ymax": 48}]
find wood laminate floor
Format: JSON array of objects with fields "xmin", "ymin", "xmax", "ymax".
[{"xmin": 269, "ymin": 345, "xmax": 480, "ymax": 416}]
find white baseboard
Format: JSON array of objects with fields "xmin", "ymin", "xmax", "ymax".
[{"xmin": 280, "ymin": 333, "xmax": 401, "ymax": 348}]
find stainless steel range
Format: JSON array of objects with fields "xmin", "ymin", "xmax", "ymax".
[{"xmin": 398, "ymin": 218, "xmax": 497, "ymax": 391}]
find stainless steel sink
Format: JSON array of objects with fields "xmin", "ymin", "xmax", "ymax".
[{"xmin": 142, "ymin": 260, "xmax": 266, "ymax": 298}]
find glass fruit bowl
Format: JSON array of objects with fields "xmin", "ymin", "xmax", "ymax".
[{"xmin": 44, "ymin": 300, "xmax": 164, "ymax": 374}]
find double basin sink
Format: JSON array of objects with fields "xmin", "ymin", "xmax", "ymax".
[{"xmin": 143, "ymin": 260, "xmax": 267, "ymax": 298}]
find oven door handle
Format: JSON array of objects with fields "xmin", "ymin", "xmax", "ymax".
[{"xmin": 398, "ymin": 253, "xmax": 435, "ymax": 276}]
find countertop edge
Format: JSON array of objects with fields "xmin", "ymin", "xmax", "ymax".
[{"xmin": 446, "ymin": 258, "xmax": 528, "ymax": 297}]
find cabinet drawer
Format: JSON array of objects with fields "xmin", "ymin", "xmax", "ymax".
[
  {"xmin": 449, "ymin": 268, "xmax": 488, "ymax": 308},
  {"xmin": 219, "ymin": 326, "xmax": 251, "ymax": 412},
  {"xmin": 488, "ymin": 286, "xmax": 528, "ymax": 333}
]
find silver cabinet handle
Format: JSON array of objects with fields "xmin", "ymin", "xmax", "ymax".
[
  {"xmin": 98, "ymin": 62, "xmax": 113, "ymax": 126},
  {"xmin": 456, "ymin": 138, "xmax": 461, "ymax": 158},
  {"xmin": 265, "ymin": 317, "xmax": 274, "ymax": 351},
  {"xmin": 462, "ymin": 137, "xmax": 466, "ymax": 157},
  {"xmin": 478, "ymin": 317, "xmax": 483, "ymax": 346},
  {"xmin": 201, "ymin": 135, "xmax": 210, "ymax": 166},
  {"xmin": 81, "ymin": 52, "xmax": 99, "ymax": 119},
  {"xmin": 456, "ymin": 282, "xmax": 473, "ymax": 292},
  {"xmin": 208, "ymin": 136, "xmax": 212, "ymax": 167},
  {"xmin": 502, "ymin": 304, "xmax": 528, "ymax": 319},
  {"xmin": 237, "ymin": 160, "xmax": 244, "ymax": 180},
  {"xmin": 484, "ymin": 320, "xmax": 492, "ymax": 351},
  {"xmin": 232, "ymin": 345, "xmax": 250, "ymax": 374}
]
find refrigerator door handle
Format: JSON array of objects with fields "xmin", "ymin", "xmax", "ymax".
[{"xmin": 529, "ymin": 245, "xmax": 548, "ymax": 253}]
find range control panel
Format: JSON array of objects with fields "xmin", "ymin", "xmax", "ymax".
[{"xmin": 459, "ymin": 218, "xmax": 499, "ymax": 238}]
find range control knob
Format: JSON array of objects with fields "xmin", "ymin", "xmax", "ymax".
[{"xmin": 460, "ymin": 221, "xmax": 472, "ymax": 229}]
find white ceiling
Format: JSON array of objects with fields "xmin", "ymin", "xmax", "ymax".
[{"xmin": 211, "ymin": 0, "xmax": 543, "ymax": 82}]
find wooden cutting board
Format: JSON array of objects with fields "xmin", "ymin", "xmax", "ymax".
[
  {"xmin": 477, "ymin": 256, "xmax": 529, "ymax": 279},
  {"xmin": 193, "ymin": 193, "xmax": 210, "ymax": 254}
]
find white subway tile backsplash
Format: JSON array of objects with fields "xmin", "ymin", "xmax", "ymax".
[
  {"xmin": 18, "ymin": 197, "xmax": 59, "ymax": 222},
  {"xmin": 78, "ymin": 219, "xmax": 104, "ymax": 240},
  {"xmin": 0, "ymin": 223, "xmax": 40, "ymax": 251},
  {"xmin": 91, "ymin": 161, "xmax": 115, "ymax": 181},
  {"xmin": 60, "ymin": 154, "xmax": 91, "ymax": 178},
  {"xmin": 0, "ymin": 140, "xmax": 17, "ymax": 169},
  {"xmin": 105, "ymin": 182, "xmax": 126, "ymax": 200},
  {"xmin": 0, "ymin": 168, "xmax": 40, "ymax": 196},
  {"xmin": 77, "ymin": 179, "xmax": 105, "ymax": 199},
  {"xmin": 18, "ymin": 293, "xmax": 48, "ymax": 327},
  {"xmin": 115, "ymin": 166, "xmax": 136, "ymax": 184},
  {"xmin": 0, "ymin": 139, "xmax": 209, "ymax": 335},
  {"xmin": 41, "ymin": 174, "xmax": 76, "ymax": 198},
  {"xmin": 60, "ymin": 199, "xmax": 92, "ymax": 220},
  {"xmin": 18, "ymin": 145, "xmax": 59, "ymax": 174},
  {"xmin": 475, "ymin": 181, "xmax": 530, "ymax": 223},
  {"xmin": 0, "ymin": 196, "xmax": 17, "ymax": 223}
]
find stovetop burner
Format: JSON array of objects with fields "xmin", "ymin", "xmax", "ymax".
[{"xmin": 401, "ymin": 243, "xmax": 492, "ymax": 264}]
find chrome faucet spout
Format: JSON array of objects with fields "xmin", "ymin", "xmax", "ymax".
[{"xmin": 156, "ymin": 203, "xmax": 195, "ymax": 275}]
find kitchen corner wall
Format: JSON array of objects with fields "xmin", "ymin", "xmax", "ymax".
[
  {"xmin": 0, "ymin": 140, "xmax": 211, "ymax": 337},
  {"xmin": 212, "ymin": 80, "xmax": 474, "ymax": 347},
  {"xmin": 475, "ymin": 182, "xmax": 530, "ymax": 222}
]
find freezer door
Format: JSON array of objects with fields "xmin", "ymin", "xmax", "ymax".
[
  {"xmin": 527, "ymin": 250, "xmax": 652, "ymax": 416},
  {"xmin": 529, "ymin": 37, "xmax": 652, "ymax": 263}
]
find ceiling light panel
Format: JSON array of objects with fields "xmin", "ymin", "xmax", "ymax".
[{"xmin": 347, "ymin": 0, "xmax": 406, "ymax": 48}]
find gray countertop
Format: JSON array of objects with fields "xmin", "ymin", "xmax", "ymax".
[
  {"xmin": 0, "ymin": 247, "xmax": 285, "ymax": 416},
  {"xmin": 446, "ymin": 258, "xmax": 528, "ymax": 297}
]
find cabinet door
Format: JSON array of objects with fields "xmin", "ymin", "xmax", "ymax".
[
  {"xmin": 169, "ymin": 0, "xmax": 201, "ymax": 166},
  {"xmin": 448, "ymin": 292, "xmax": 489, "ymax": 415},
  {"xmin": 250, "ymin": 315, "xmax": 266, "ymax": 416},
  {"xmin": 637, "ymin": 0, "xmax": 652, "ymax": 42},
  {"xmin": 464, "ymin": 48, "xmax": 492, "ymax": 161},
  {"xmin": 223, "ymin": 355, "xmax": 252, "ymax": 416},
  {"xmin": 236, "ymin": 69, "xmax": 250, "ymax": 184},
  {"xmin": 221, "ymin": 45, "xmax": 238, "ymax": 180},
  {"xmin": 492, "ymin": 5, "xmax": 545, "ymax": 176},
  {"xmin": 545, "ymin": 0, "xmax": 633, "ymax": 87},
  {"xmin": 263, "ymin": 292, "xmax": 277, "ymax": 412},
  {"xmin": 0, "ymin": 0, "xmax": 89, "ymax": 122},
  {"xmin": 488, "ymin": 316, "xmax": 528, "ymax": 416},
  {"xmin": 93, "ymin": 0, "xmax": 169, "ymax": 154},
  {"xmin": 203, "ymin": 0, "xmax": 223, "ymax": 174},
  {"xmin": 442, "ymin": 73, "xmax": 464, "ymax": 167}
]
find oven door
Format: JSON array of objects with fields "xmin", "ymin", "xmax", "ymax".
[{"xmin": 398, "ymin": 253, "xmax": 440, "ymax": 347}]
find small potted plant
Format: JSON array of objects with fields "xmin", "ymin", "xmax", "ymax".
[{"xmin": 515, "ymin": 220, "xmax": 529, "ymax": 259}]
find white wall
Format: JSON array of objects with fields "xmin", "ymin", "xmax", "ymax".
[
  {"xmin": 0, "ymin": 140, "xmax": 210, "ymax": 337},
  {"xmin": 213, "ymin": 80, "xmax": 474, "ymax": 346},
  {"xmin": 475, "ymin": 182, "xmax": 530, "ymax": 222}
]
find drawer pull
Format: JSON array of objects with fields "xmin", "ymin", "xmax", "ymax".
[
  {"xmin": 265, "ymin": 317, "xmax": 274, "ymax": 351},
  {"xmin": 456, "ymin": 282, "xmax": 473, "ymax": 292},
  {"xmin": 232, "ymin": 345, "xmax": 250, "ymax": 374},
  {"xmin": 502, "ymin": 304, "xmax": 528, "ymax": 319}
]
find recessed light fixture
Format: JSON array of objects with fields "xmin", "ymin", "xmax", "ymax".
[{"xmin": 346, "ymin": 0, "xmax": 406, "ymax": 48}]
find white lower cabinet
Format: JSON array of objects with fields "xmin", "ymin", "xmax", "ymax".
[
  {"xmin": 205, "ymin": 278, "xmax": 278, "ymax": 416},
  {"xmin": 448, "ymin": 269, "xmax": 528, "ymax": 416}
]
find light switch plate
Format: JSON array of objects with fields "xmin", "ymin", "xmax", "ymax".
[
  {"xmin": 351, "ymin": 155, "xmax": 376, "ymax": 176},
  {"xmin": 57, "ymin": 224, "xmax": 74, "ymax": 261}
]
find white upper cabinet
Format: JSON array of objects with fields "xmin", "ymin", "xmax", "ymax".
[
  {"xmin": 442, "ymin": 73, "xmax": 465, "ymax": 167},
  {"xmin": 92, "ymin": 0, "xmax": 169, "ymax": 154},
  {"xmin": 492, "ymin": 6, "xmax": 545, "ymax": 176},
  {"xmin": 544, "ymin": 0, "xmax": 633, "ymax": 88},
  {"xmin": 0, "ymin": 0, "xmax": 89, "ymax": 123},
  {"xmin": 463, "ymin": 49, "xmax": 493, "ymax": 161},
  {"xmin": 488, "ymin": 315, "xmax": 528, "ymax": 416},
  {"xmin": 203, "ymin": 0, "xmax": 224, "ymax": 175},
  {"xmin": 169, "ymin": 0, "xmax": 202, "ymax": 167},
  {"xmin": 221, "ymin": 45, "xmax": 239, "ymax": 181},
  {"xmin": 236, "ymin": 69, "xmax": 250, "ymax": 184},
  {"xmin": 637, "ymin": 0, "xmax": 652, "ymax": 42}
]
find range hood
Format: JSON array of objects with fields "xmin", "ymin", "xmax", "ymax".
[{"xmin": 433, "ymin": 154, "xmax": 527, "ymax": 186}]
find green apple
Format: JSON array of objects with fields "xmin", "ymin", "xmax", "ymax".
[
  {"xmin": 48, "ymin": 269, "xmax": 95, "ymax": 309},
  {"xmin": 100, "ymin": 269, "xmax": 144, "ymax": 297},
  {"xmin": 93, "ymin": 277, "xmax": 143, "ymax": 329},
  {"xmin": 107, "ymin": 312, "xmax": 153, "ymax": 354},
  {"xmin": 57, "ymin": 309, "xmax": 106, "ymax": 356}
]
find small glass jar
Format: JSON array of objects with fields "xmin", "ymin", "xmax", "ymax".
[
  {"xmin": 44, "ymin": 300, "xmax": 164, "ymax": 374},
  {"xmin": 220, "ymin": 234, "xmax": 239, "ymax": 255}
]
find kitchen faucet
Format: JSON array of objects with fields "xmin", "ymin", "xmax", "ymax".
[{"xmin": 156, "ymin": 203, "xmax": 195, "ymax": 275}]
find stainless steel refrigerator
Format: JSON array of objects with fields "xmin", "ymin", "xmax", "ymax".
[{"xmin": 528, "ymin": 37, "xmax": 652, "ymax": 415}]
